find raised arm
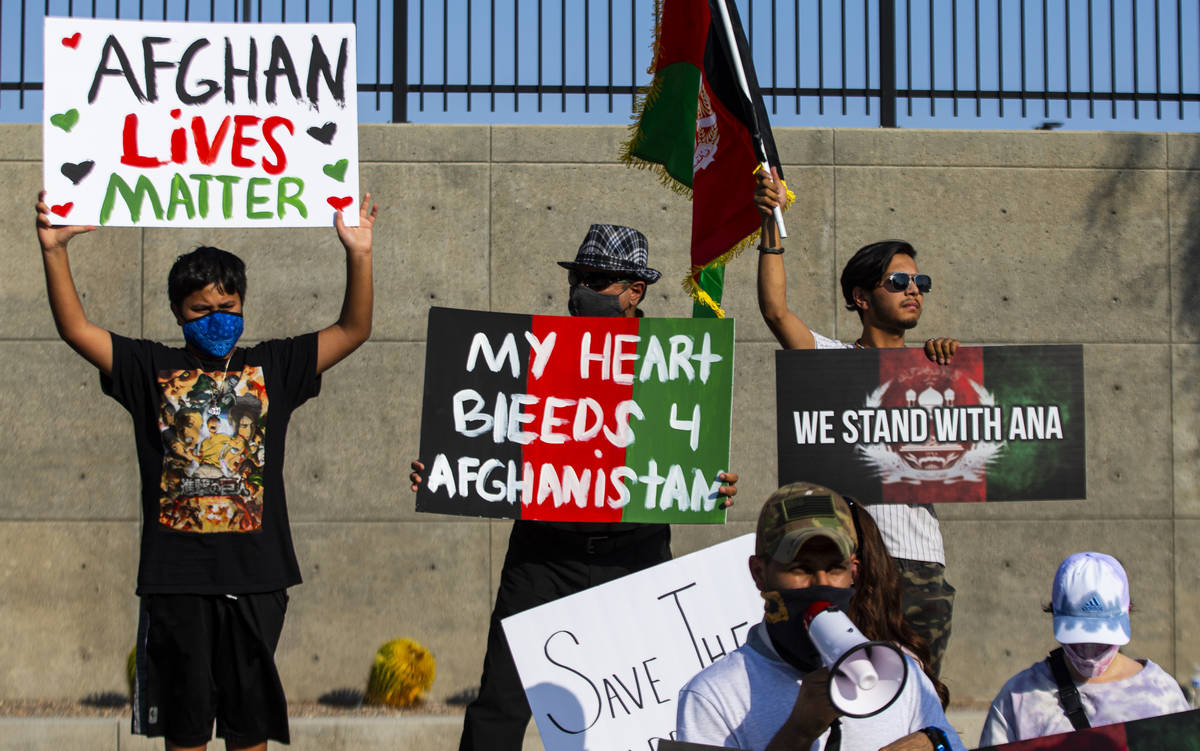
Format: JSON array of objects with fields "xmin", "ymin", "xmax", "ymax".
[
  {"xmin": 317, "ymin": 193, "xmax": 378, "ymax": 375},
  {"xmin": 36, "ymin": 191, "xmax": 111, "ymax": 375},
  {"xmin": 755, "ymin": 168, "xmax": 815, "ymax": 350}
]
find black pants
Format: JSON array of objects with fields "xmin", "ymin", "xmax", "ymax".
[{"xmin": 458, "ymin": 521, "xmax": 672, "ymax": 751}]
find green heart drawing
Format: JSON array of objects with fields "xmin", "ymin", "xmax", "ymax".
[
  {"xmin": 322, "ymin": 159, "xmax": 349, "ymax": 182},
  {"xmin": 50, "ymin": 109, "xmax": 80, "ymax": 132}
]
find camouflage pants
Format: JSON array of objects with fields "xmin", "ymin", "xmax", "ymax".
[{"xmin": 897, "ymin": 558, "xmax": 955, "ymax": 679}]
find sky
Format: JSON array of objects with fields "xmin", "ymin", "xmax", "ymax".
[{"xmin": 3, "ymin": 0, "xmax": 1198, "ymax": 131}]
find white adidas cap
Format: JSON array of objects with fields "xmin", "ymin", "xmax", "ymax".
[{"xmin": 1051, "ymin": 552, "xmax": 1131, "ymax": 646}]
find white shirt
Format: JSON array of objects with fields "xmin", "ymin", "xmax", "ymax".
[
  {"xmin": 677, "ymin": 623, "xmax": 964, "ymax": 751},
  {"xmin": 810, "ymin": 330, "xmax": 944, "ymax": 564}
]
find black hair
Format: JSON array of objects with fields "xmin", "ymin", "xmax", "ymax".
[
  {"xmin": 845, "ymin": 496, "xmax": 866, "ymax": 571},
  {"xmin": 840, "ymin": 240, "xmax": 917, "ymax": 315},
  {"xmin": 168, "ymin": 246, "xmax": 247, "ymax": 307}
]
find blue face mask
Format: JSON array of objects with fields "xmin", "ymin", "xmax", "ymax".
[{"xmin": 182, "ymin": 311, "xmax": 244, "ymax": 358}]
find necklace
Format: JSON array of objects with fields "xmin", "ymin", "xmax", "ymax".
[{"xmin": 193, "ymin": 348, "xmax": 236, "ymax": 416}]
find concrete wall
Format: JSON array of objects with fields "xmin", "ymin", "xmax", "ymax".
[{"xmin": 1, "ymin": 123, "xmax": 1197, "ymax": 709}]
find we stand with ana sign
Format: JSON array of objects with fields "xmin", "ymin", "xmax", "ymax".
[
  {"xmin": 42, "ymin": 17, "xmax": 359, "ymax": 227},
  {"xmin": 776, "ymin": 345, "xmax": 1086, "ymax": 504},
  {"xmin": 415, "ymin": 307, "xmax": 735, "ymax": 523}
]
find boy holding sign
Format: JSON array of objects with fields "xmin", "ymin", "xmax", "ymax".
[
  {"xmin": 754, "ymin": 169, "xmax": 960, "ymax": 679},
  {"xmin": 35, "ymin": 190, "xmax": 377, "ymax": 750}
]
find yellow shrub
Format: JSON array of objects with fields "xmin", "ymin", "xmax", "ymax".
[{"xmin": 365, "ymin": 638, "xmax": 436, "ymax": 707}]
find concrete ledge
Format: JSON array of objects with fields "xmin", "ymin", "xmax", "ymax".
[{"xmin": 0, "ymin": 711, "xmax": 988, "ymax": 750}]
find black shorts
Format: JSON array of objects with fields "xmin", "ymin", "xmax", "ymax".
[{"xmin": 132, "ymin": 591, "xmax": 290, "ymax": 747}]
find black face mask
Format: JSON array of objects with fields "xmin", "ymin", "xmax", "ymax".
[
  {"xmin": 568, "ymin": 285, "xmax": 625, "ymax": 317},
  {"xmin": 762, "ymin": 585, "xmax": 856, "ymax": 673}
]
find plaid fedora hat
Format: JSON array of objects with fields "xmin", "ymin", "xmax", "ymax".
[{"xmin": 558, "ymin": 224, "xmax": 662, "ymax": 284}]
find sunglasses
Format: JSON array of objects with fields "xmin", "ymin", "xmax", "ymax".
[
  {"xmin": 568, "ymin": 270, "xmax": 631, "ymax": 291},
  {"xmin": 879, "ymin": 272, "xmax": 932, "ymax": 294}
]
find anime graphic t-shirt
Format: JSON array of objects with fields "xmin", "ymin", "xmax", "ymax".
[{"xmin": 102, "ymin": 332, "xmax": 321, "ymax": 594}]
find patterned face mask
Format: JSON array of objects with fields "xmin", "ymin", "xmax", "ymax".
[
  {"xmin": 1061, "ymin": 642, "xmax": 1119, "ymax": 679},
  {"xmin": 761, "ymin": 585, "xmax": 856, "ymax": 674},
  {"xmin": 182, "ymin": 311, "xmax": 244, "ymax": 358}
]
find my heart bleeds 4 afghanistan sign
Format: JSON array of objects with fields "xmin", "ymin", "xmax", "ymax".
[
  {"xmin": 43, "ymin": 17, "xmax": 359, "ymax": 227},
  {"xmin": 416, "ymin": 308, "xmax": 734, "ymax": 523},
  {"xmin": 776, "ymin": 345, "xmax": 1085, "ymax": 503}
]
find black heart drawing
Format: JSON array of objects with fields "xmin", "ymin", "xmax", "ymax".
[
  {"xmin": 307, "ymin": 122, "xmax": 337, "ymax": 144},
  {"xmin": 60, "ymin": 160, "xmax": 95, "ymax": 185}
]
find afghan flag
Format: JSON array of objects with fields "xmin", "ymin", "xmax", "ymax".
[
  {"xmin": 975, "ymin": 708, "xmax": 1200, "ymax": 750},
  {"xmin": 775, "ymin": 345, "xmax": 1086, "ymax": 504},
  {"xmin": 621, "ymin": 0, "xmax": 791, "ymax": 316},
  {"xmin": 415, "ymin": 308, "xmax": 734, "ymax": 523}
]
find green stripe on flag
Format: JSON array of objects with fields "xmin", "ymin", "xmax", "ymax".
[
  {"xmin": 628, "ymin": 62, "xmax": 702, "ymax": 188},
  {"xmin": 691, "ymin": 264, "xmax": 725, "ymax": 319}
]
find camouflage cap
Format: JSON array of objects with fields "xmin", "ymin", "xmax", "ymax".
[{"xmin": 755, "ymin": 482, "xmax": 858, "ymax": 564}]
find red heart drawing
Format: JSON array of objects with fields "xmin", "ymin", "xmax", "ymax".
[
  {"xmin": 62, "ymin": 33, "xmax": 81, "ymax": 49},
  {"xmin": 50, "ymin": 203, "xmax": 74, "ymax": 218},
  {"xmin": 327, "ymin": 196, "xmax": 353, "ymax": 211}
]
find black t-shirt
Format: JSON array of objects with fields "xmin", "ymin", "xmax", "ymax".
[{"xmin": 102, "ymin": 332, "xmax": 321, "ymax": 594}]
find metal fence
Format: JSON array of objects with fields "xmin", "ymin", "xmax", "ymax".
[{"xmin": 3, "ymin": 0, "xmax": 1199, "ymax": 129}]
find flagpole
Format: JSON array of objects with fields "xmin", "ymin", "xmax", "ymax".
[{"xmin": 711, "ymin": 0, "xmax": 788, "ymax": 239}]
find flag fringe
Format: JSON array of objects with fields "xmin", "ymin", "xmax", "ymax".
[
  {"xmin": 680, "ymin": 184, "xmax": 796, "ymax": 317},
  {"xmin": 618, "ymin": 0, "xmax": 692, "ymax": 198}
]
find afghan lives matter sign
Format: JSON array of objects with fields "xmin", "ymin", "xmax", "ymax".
[
  {"xmin": 777, "ymin": 345, "xmax": 1085, "ymax": 503},
  {"xmin": 415, "ymin": 307, "xmax": 734, "ymax": 523},
  {"xmin": 43, "ymin": 17, "xmax": 359, "ymax": 227},
  {"xmin": 503, "ymin": 534, "xmax": 762, "ymax": 751}
]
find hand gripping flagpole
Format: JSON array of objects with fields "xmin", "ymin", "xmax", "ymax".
[{"xmin": 712, "ymin": 0, "xmax": 787, "ymax": 239}]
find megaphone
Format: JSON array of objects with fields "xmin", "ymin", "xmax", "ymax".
[{"xmin": 803, "ymin": 601, "xmax": 909, "ymax": 718}]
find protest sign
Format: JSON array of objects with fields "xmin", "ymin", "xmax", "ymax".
[
  {"xmin": 42, "ymin": 17, "xmax": 359, "ymax": 227},
  {"xmin": 416, "ymin": 307, "xmax": 735, "ymax": 523},
  {"xmin": 975, "ymin": 707, "xmax": 1200, "ymax": 750},
  {"xmin": 502, "ymin": 534, "xmax": 762, "ymax": 751},
  {"xmin": 777, "ymin": 345, "xmax": 1085, "ymax": 503}
]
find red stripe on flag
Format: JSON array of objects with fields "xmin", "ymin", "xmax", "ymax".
[
  {"xmin": 879, "ymin": 347, "xmax": 988, "ymax": 504},
  {"xmin": 654, "ymin": 0, "xmax": 711, "ymax": 72},
  {"xmin": 520, "ymin": 316, "xmax": 637, "ymax": 522},
  {"xmin": 689, "ymin": 75, "xmax": 762, "ymax": 270}
]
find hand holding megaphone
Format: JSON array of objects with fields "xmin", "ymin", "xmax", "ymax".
[{"xmin": 802, "ymin": 601, "xmax": 909, "ymax": 718}]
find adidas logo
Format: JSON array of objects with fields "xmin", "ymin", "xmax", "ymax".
[{"xmin": 1079, "ymin": 595, "xmax": 1106, "ymax": 613}]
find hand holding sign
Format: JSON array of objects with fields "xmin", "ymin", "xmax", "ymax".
[
  {"xmin": 334, "ymin": 192, "xmax": 378, "ymax": 257},
  {"xmin": 36, "ymin": 190, "xmax": 96, "ymax": 252},
  {"xmin": 923, "ymin": 337, "xmax": 960, "ymax": 366}
]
